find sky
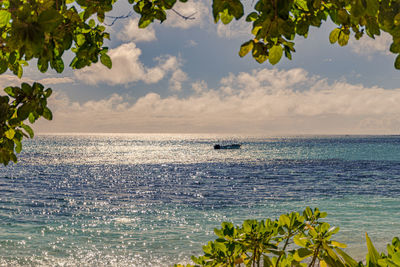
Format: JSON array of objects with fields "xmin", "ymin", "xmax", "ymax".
[{"xmin": 3, "ymin": 0, "xmax": 400, "ymax": 135}]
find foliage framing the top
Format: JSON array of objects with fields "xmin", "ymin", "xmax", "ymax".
[
  {"xmin": 236, "ymin": 0, "xmax": 400, "ymax": 66},
  {"xmin": 0, "ymin": 0, "xmax": 399, "ymax": 165}
]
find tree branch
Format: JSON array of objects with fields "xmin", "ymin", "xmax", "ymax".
[
  {"xmin": 104, "ymin": 12, "xmax": 133, "ymax": 26},
  {"xmin": 103, "ymin": 8, "xmax": 195, "ymax": 27},
  {"xmin": 171, "ymin": 8, "xmax": 196, "ymax": 20}
]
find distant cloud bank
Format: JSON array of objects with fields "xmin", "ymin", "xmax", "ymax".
[
  {"xmin": 0, "ymin": 75, "xmax": 74, "ymax": 88},
  {"xmin": 36, "ymin": 68, "xmax": 400, "ymax": 135}
]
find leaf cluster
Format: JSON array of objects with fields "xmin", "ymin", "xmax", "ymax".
[
  {"xmin": 174, "ymin": 207, "xmax": 400, "ymax": 267},
  {"xmin": 0, "ymin": 0, "xmax": 114, "ymax": 76},
  {"xmin": 0, "ymin": 82, "xmax": 52, "ymax": 165},
  {"xmin": 233, "ymin": 0, "xmax": 400, "ymax": 68}
]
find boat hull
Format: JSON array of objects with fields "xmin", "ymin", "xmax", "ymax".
[{"xmin": 214, "ymin": 144, "xmax": 241, "ymax": 149}]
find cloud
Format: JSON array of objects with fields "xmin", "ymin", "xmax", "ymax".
[
  {"xmin": 169, "ymin": 69, "xmax": 188, "ymax": 91},
  {"xmin": 117, "ymin": 18, "xmax": 156, "ymax": 42},
  {"xmin": 216, "ymin": 20, "xmax": 252, "ymax": 39},
  {"xmin": 164, "ymin": 0, "xmax": 209, "ymax": 29},
  {"xmin": 38, "ymin": 77, "xmax": 75, "ymax": 85},
  {"xmin": 350, "ymin": 32, "xmax": 392, "ymax": 57},
  {"xmin": 191, "ymin": 80, "xmax": 207, "ymax": 93},
  {"xmin": 36, "ymin": 68, "xmax": 400, "ymax": 134},
  {"xmin": 186, "ymin": 40, "xmax": 198, "ymax": 47},
  {"xmin": 0, "ymin": 75, "xmax": 33, "ymax": 88},
  {"xmin": 74, "ymin": 42, "xmax": 181, "ymax": 85},
  {"xmin": 0, "ymin": 75, "xmax": 74, "ymax": 89}
]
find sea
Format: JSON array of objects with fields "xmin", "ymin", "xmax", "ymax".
[{"xmin": 1, "ymin": 134, "xmax": 400, "ymax": 266}]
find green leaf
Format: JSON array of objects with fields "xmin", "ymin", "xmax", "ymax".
[
  {"xmin": 43, "ymin": 107, "xmax": 53, "ymax": 120},
  {"xmin": 393, "ymin": 13, "xmax": 400, "ymax": 26},
  {"xmin": 52, "ymin": 58, "xmax": 64, "ymax": 73},
  {"xmin": 220, "ymin": 9, "xmax": 234, "ymax": 24},
  {"xmin": 155, "ymin": 10, "xmax": 167, "ymax": 22},
  {"xmin": 76, "ymin": 34, "xmax": 85, "ymax": 46},
  {"xmin": 9, "ymin": 52, "xmax": 17, "ymax": 65},
  {"xmin": 390, "ymin": 42, "xmax": 400, "ymax": 54},
  {"xmin": 17, "ymin": 64, "xmax": 23, "ymax": 78},
  {"xmin": 32, "ymin": 82, "xmax": 44, "ymax": 93},
  {"xmin": 322, "ymin": 242, "xmax": 339, "ymax": 260},
  {"xmin": 246, "ymin": 12, "xmax": 258, "ymax": 22},
  {"xmin": 366, "ymin": 0, "xmax": 379, "ymax": 16},
  {"xmin": 331, "ymin": 241, "xmax": 347, "ymax": 248},
  {"xmin": 263, "ymin": 255, "xmax": 274, "ymax": 267},
  {"xmin": 14, "ymin": 138, "xmax": 22, "ymax": 154},
  {"xmin": 294, "ymin": 0, "xmax": 309, "ymax": 12},
  {"xmin": 5, "ymin": 128, "xmax": 15, "ymax": 139},
  {"xmin": 284, "ymin": 48, "xmax": 292, "ymax": 60},
  {"xmin": 0, "ymin": 58, "xmax": 8, "ymax": 74},
  {"xmin": 28, "ymin": 113, "xmax": 35, "ymax": 124},
  {"xmin": 17, "ymin": 103, "xmax": 31, "ymax": 121},
  {"xmin": 45, "ymin": 88, "xmax": 53, "ymax": 98},
  {"xmin": 366, "ymin": 233, "xmax": 380, "ymax": 265},
  {"xmin": 0, "ymin": 10, "xmax": 11, "ymax": 27},
  {"xmin": 21, "ymin": 83, "xmax": 32, "ymax": 95},
  {"xmin": 335, "ymin": 248, "xmax": 358, "ymax": 267},
  {"xmin": 320, "ymin": 260, "xmax": 327, "ymax": 267},
  {"xmin": 366, "ymin": 17, "xmax": 380, "ymax": 38},
  {"xmin": 89, "ymin": 19, "xmax": 95, "ymax": 28},
  {"xmin": 296, "ymin": 21, "xmax": 309, "ymax": 36},
  {"xmin": 269, "ymin": 45, "xmax": 283, "ymax": 65},
  {"xmin": 319, "ymin": 211, "xmax": 328, "ymax": 218},
  {"xmin": 229, "ymin": 0, "xmax": 244, "ymax": 20},
  {"xmin": 338, "ymin": 31, "xmax": 349, "ymax": 46},
  {"xmin": 396, "ymin": 55, "xmax": 400, "ymax": 70},
  {"xmin": 351, "ymin": 0, "xmax": 365, "ymax": 17},
  {"xmin": 100, "ymin": 54, "xmax": 112, "ymax": 69},
  {"xmin": 293, "ymin": 235, "xmax": 308, "ymax": 247},
  {"xmin": 337, "ymin": 9, "xmax": 349, "ymax": 24},
  {"xmin": 303, "ymin": 206, "xmax": 312, "ymax": 218},
  {"xmin": 21, "ymin": 124, "xmax": 34, "ymax": 138},
  {"xmin": 139, "ymin": 16, "xmax": 152, "ymax": 28},
  {"xmin": 38, "ymin": 57, "xmax": 49, "ymax": 73},
  {"xmin": 4, "ymin": 86, "xmax": 15, "ymax": 97},
  {"xmin": 392, "ymin": 251, "xmax": 400, "ymax": 265},
  {"xmin": 10, "ymin": 153, "xmax": 17, "ymax": 163},
  {"xmin": 38, "ymin": 9, "xmax": 63, "ymax": 32},
  {"xmin": 293, "ymin": 248, "xmax": 313, "ymax": 261},
  {"xmin": 329, "ymin": 28, "xmax": 340, "ymax": 44},
  {"xmin": 239, "ymin": 40, "xmax": 254, "ymax": 57}
]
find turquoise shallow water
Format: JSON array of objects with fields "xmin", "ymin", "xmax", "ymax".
[{"xmin": 1, "ymin": 134, "xmax": 400, "ymax": 266}]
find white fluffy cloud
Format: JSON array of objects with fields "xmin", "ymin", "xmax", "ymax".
[
  {"xmin": 191, "ymin": 80, "xmax": 208, "ymax": 93},
  {"xmin": 74, "ymin": 43, "xmax": 181, "ymax": 85},
  {"xmin": 117, "ymin": 18, "xmax": 156, "ymax": 42},
  {"xmin": 169, "ymin": 69, "xmax": 188, "ymax": 91},
  {"xmin": 36, "ymin": 67, "xmax": 400, "ymax": 134},
  {"xmin": 350, "ymin": 32, "xmax": 392, "ymax": 57}
]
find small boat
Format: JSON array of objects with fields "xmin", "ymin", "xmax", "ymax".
[{"xmin": 214, "ymin": 144, "xmax": 241, "ymax": 149}]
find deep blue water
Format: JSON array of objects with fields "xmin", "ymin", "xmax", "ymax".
[{"xmin": 1, "ymin": 134, "xmax": 400, "ymax": 266}]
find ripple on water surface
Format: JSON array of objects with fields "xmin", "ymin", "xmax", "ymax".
[{"xmin": 1, "ymin": 134, "xmax": 400, "ymax": 266}]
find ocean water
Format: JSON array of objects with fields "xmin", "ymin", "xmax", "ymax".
[{"xmin": 1, "ymin": 134, "xmax": 400, "ymax": 266}]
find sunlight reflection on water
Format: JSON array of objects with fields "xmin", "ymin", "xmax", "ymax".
[{"xmin": 1, "ymin": 134, "xmax": 400, "ymax": 266}]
